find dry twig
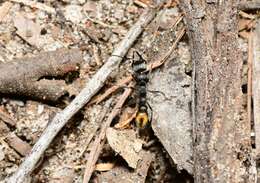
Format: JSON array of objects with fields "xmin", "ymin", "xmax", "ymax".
[
  {"xmin": 6, "ymin": 8, "xmax": 156, "ymax": 183},
  {"xmin": 90, "ymin": 76, "xmax": 132, "ymax": 105},
  {"xmin": 83, "ymin": 85, "xmax": 133, "ymax": 183}
]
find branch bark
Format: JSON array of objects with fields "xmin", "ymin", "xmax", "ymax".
[
  {"xmin": 0, "ymin": 49, "xmax": 83, "ymax": 101},
  {"xmin": 180, "ymin": 0, "xmax": 256, "ymax": 182},
  {"xmin": 6, "ymin": 8, "xmax": 157, "ymax": 183}
]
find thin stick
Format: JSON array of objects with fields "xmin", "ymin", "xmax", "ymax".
[
  {"xmin": 90, "ymin": 76, "xmax": 133, "ymax": 105},
  {"xmin": 83, "ymin": 85, "xmax": 133, "ymax": 183},
  {"xmin": 149, "ymin": 27, "xmax": 186, "ymax": 69},
  {"xmin": 6, "ymin": 9, "xmax": 156, "ymax": 183},
  {"xmin": 93, "ymin": 27, "xmax": 186, "ymax": 104},
  {"xmin": 248, "ymin": 31, "xmax": 253, "ymax": 132}
]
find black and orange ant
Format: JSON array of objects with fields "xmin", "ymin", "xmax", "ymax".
[{"xmin": 131, "ymin": 51, "xmax": 152, "ymax": 129}]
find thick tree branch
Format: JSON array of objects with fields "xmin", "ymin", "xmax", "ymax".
[
  {"xmin": 180, "ymin": 0, "xmax": 256, "ymax": 182},
  {"xmin": 0, "ymin": 49, "xmax": 83, "ymax": 101}
]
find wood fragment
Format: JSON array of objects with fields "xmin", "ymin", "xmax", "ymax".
[
  {"xmin": 0, "ymin": 2, "xmax": 12, "ymax": 22},
  {"xmin": 10, "ymin": 0, "xmax": 55, "ymax": 14},
  {"xmin": 83, "ymin": 85, "xmax": 133, "ymax": 183},
  {"xmin": 253, "ymin": 20, "xmax": 260, "ymax": 156},
  {"xmin": 6, "ymin": 9, "xmax": 156, "ymax": 183},
  {"xmin": 0, "ymin": 121, "xmax": 32, "ymax": 157},
  {"xmin": 0, "ymin": 49, "xmax": 83, "ymax": 102},
  {"xmin": 5, "ymin": 133, "xmax": 32, "ymax": 156}
]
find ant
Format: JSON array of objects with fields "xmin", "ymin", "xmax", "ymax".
[
  {"xmin": 131, "ymin": 51, "xmax": 153, "ymax": 130},
  {"xmin": 113, "ymin": 51, "xmax": 167, "ymax": 131}
]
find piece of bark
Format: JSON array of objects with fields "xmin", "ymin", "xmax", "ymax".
[
  {"xmin": 253, "ymin": 20, "xmax": 260, "ymax": 157},
  {"xmin": 180, "ymin": 1, "xmax": 256, "ymax": 182},
  {"xmin": 5, "ymin": 133, "xmax": 31, "ymax": 156},
  {"xmin": 6, "ymin": 8, "xmax": 157, "ymax": 183},
  {"xmin": 0, "ymin": 49, "xmax": 83, "ymax": 102},
  {"xmin": 0, "ymin": 121, "xmax": 32, "ymax": 157}
]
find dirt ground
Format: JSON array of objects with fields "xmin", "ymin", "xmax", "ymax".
[{"xmin": 0, "ymin": 0, "xmax": 254, "ymax": 183}]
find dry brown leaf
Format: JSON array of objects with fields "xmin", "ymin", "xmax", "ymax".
[
  {"xmin": 95, "ymin": 162, "xmax": 115, "ymax": 172},
  {"xmin": 106, "ymin": 128, "xmax": 143, "ymax": 169}
]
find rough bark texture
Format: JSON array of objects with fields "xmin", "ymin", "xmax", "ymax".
[
  {"xmin": 0, "ymin": 49, "xmax": 83, "ymax": 101},
  {"xmin": 253, "ymin": 20, "xmax": 260, "ymax": 156},
  {"xmin": 180, "ymin": 0, "xmax": 256, "ymax": 182}
]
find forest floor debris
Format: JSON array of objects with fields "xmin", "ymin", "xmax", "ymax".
[{"xmin": 0, "ymin": 0, "xmax": 256, "ymax": 182}]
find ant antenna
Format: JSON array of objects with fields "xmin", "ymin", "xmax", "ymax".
[{"xmin": 111, "ymin": 54, "xmax": 132, "ymax": 61}]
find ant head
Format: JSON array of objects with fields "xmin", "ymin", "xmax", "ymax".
[{"xmin": 132, "ymin": 51, "xmax": 144, "ymax": 62}]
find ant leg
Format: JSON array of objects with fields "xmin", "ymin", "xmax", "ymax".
[
  {"xmin": 146, "ymin": 101, "xmax": 153, "ymax": 124},
  {"xmin": 147, "ymin": 89, "xmax": 170, "ymax": 100}
]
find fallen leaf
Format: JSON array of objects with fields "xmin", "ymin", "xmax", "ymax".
[{"xmin": 106, "ymin": 128, "xmax": 143, "ymax": 169}]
